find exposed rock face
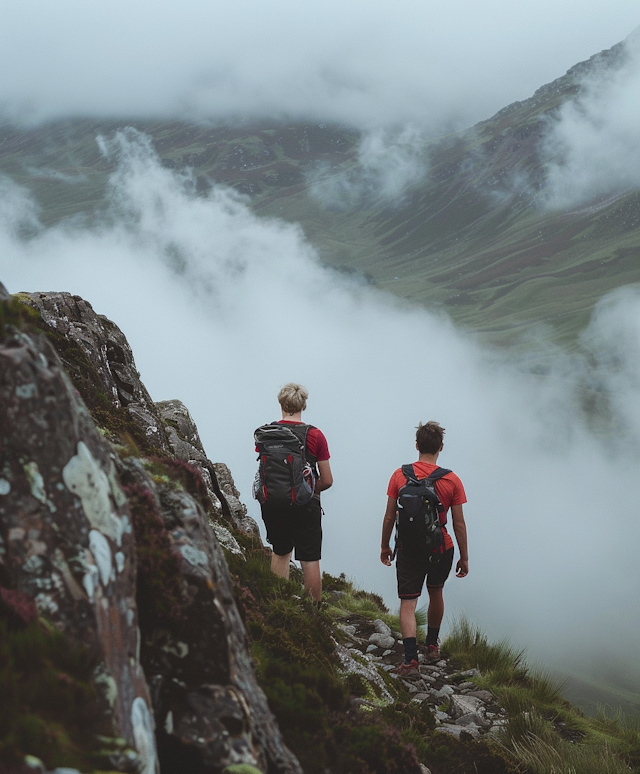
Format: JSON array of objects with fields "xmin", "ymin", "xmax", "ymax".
[
  {"xmin": 0, "ymin": 289, "xmax": 301, "ymax": 774},
  {"xmin": 119, "ymin": 459, "xmax": 296, "ymax": 773},
  {"xmin": 20, "ymin": 291, "xmax": 172, "ymax": 455},
  {"xmin": 156, "ymin": 399, "xmax": 259, "ymax": 538},
  {"xmin": 0, "ymin": 323, "xmax": 157, "ymax": 773}
]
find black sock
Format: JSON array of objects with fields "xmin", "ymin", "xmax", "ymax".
[
  {"xmin": 403, "ymin": 637, "xmax": 418, "ymax": 664},
  {"xmin": 426, "ymin": 626, "xmax": 440, "ymax": 647}
]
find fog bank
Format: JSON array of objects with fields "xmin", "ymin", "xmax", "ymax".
[
  {"xmin": 1, "ymin": 0, "xmax": 638, "ymax": 132},
  {"xmin": 2, "ymin": 131, "xmax": 640, "ymax": 692}
]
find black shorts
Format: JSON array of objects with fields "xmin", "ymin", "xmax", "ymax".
[
  {"xmin": 261, "ymin": 497, "xmax": 322, "ymax": 562},
  {"xmin": 396, "ymin": 544, "xmax": 454, "ymax": 599}
]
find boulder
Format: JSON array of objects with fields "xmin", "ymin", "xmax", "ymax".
[
  {"xmin": 368, "ymin": 632, "xmax": 396, "ymax": 650},
  {"xmin": 0, "ymin": 324, "xmax": 157, "ymax": 772},
  {"xmin": 449, "ymin": 694, "xmax": 485, "ymax": 720},
  {"xmin": 456, "ymin": 712, "xmax": 491, "ymax": 729},
  {"xmin": 436, "ymin": 724, "xmax": 480, "ymax": 740},
  {"xmin": 373, "ymin": 619, "xmax": 393, "ymax": 636}
]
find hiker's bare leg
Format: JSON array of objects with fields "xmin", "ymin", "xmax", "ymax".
[
  {"xmin": 300, "ymin": 560, "xmax": 322, "ymax": 602},
  {"xmin": 427, "ymin": 586, "xmax": 445, "ymax": 628},
  {"xmin": 399, "ymin": 598, "xmax": 418, "ymax": 639},
  {"xmin": 271, "ymin": 551, "xmax": 292, "ymax": 580}
]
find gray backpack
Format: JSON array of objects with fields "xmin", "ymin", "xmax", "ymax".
[{"xmin": 253, "ymin": 423, "xmax": 317, "ymax": 506}]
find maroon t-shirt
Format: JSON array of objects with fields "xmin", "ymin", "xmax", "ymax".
[{"xmin": 276, "ymin": 420, "xmax": 330, "ymax": 461}]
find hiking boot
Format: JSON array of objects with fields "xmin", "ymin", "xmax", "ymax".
[
  {"xmin": 425, "ymin": 644, "xmax": 440, "ymax": 662},
  {"xmin": 395, "ymin": 659, "xmax": 419, "ymax": 676}
]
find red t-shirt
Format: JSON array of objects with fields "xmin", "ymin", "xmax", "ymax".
[
  {"xmin": 387, "ymin": 462, "xmax": 466, "ymax": 551},
  {"xmin": 256, "ymin": 421, "xmax": 330, "ymax": 461}
]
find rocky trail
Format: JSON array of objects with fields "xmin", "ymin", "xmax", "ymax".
[{"xmin": 335, "ymin": 614, "xmax": 509, "ymax": 742}]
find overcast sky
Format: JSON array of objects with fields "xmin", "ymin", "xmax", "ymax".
[{"xmin": 0, "ymin": 0, "xmax": 638, "ymax": 130}]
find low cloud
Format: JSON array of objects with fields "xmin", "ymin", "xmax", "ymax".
[
  {"xmin": 2, "ymin": 130, "xmax": 640, "ymax": 694},
  {"xmin": 542, "ymin": 30, "xmax": 640, "ymax": 209},
  {"xmin": 308, "ymin": 126, "xmax": 428, "ymax": 207}
]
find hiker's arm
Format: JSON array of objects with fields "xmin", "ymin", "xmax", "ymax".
[
  {"xmin": 451, "ymin": 504, "xmax": 469, "ymax": 577},
  {"xmin": 380, "ymin": 497, "xmax": 397, "ymax": 566},
  {"xmin": 316, "ymin": 460, "xmax": 333, "ymax": 492}
]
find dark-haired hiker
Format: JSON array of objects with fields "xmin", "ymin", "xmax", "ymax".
[
  {"xmin": 258, "ymin": 383, "xmax": 333, "ymax": 602},
  {"xmin": 380, "ymin": 421, "xmax": 468, "ymax": 675}
]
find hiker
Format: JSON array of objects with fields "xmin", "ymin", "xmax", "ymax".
[
  {"xmin": 380, "ymin": 421, "xmax": 468, "ymax": 674},
  {"xmin": 254, "ymin": 383, "xmax": 333, "ymax": 602}
]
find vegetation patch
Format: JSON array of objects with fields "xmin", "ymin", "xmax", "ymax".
[
  {"xmin": 146, "ymin": 457, "xmax": 209, "ymax": 505},
  {"xmin": 226, "ymin": 553, "xmax": 428, "ymax": 773},
  {"xmin": 0, "ymin": 598, "xmax": 105, "ymax": 772},
  {"xmin": 443, "ymin": 618, "xmax": 640, "ymax": 773},
  {"xmin": 120, "ymin": 481, "xmax": 186, "ymax": 629},
  {"xmin": 0, "ymin": 295, "xmax": 41, "ymax": 336},
  {"xmin": 225, "ymin": 556, "xmax": 520, "ymax": 773}
]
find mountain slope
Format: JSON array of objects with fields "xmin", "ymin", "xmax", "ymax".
[{"xmin": 1, "ymin": 39, "xmax": 638, "ymax": 346}]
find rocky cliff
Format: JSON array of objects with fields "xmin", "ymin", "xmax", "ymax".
[{"xmin": 0, "ymin": 283, "xmax": 301, "ymax": 774}]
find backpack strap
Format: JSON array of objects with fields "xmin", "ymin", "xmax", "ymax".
[
  {"xmin": 426, "ymin": 467, "xmax": 451, "ymax": 512},
  {"xmin": 401, "ymin": 464, "xmax": 450, "ymax": 484},
  {"xmin": 401, "ymin": 463, "xmax": 419, "ymax": 483},
  {"xmin": 283, "ymin": 423, "xmax": 320, "ymax": 466},
  {"xmin": 426, "ymin": 467, "xmax": 451, "ymax": 482},
  {"xmin": 400, "ymin": 465, "xmax": 451, "ymax": 513}
]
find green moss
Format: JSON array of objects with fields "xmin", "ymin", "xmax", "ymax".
[
  {"xmin": 0, "ymin": 615, "xmax": 105, "ymax": 770},
  {"xmin": 0, "ymin": 295, "xmax": 41, "ymax": 338},
  {"xmin": 147, "ymin": 457, "xmax": 209, "ymax": 505}
]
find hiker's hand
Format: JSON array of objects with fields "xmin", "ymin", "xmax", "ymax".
[
  {"xmin": 455, "ymin": 559, "xmax": 468, "ymax": 577},
  {"xmin": 381, "ymin": 548, "xmax": 393, "ymax": 566}
]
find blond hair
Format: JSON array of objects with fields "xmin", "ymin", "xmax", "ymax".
[{"xmin": 278, "ymin": 383, "xmax": 308, "ymax": 414}]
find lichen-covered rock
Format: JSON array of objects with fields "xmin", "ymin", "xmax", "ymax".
[
  {"xmin": 118, "ymin": 458, "xmax": 301, "ymax": 773},
  {"xmin": 19, "ymin": 291, "xmax": 171, "ymax": 455},
  {"xmin": 334, "ymin": 640, "xmax": 395, "ymax": 706},
  {"xmin": 156, "ymin": 399, "xmax": 207, "ymax": 458},
  {"xmin": 0, "ymin": 324, "xmax": 157, "ymax": 773},
  {"xmin": 157, "ymin": 399, "xmax": 260, "ymax": 538},
  {"xmin": 213, "ymin": 462, "xmax": 259, "ymax": 537}
]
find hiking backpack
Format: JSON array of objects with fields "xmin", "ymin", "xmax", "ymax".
[
  {"xmin": 395, "ymin": 464, "xmax": 451, "ymax": 554},
  {"xmin": 252, "ymin": 423, "xmax": 317, "ymax": 506}
]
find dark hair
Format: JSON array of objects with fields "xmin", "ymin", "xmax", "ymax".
[{"xmin": 416, "ymin": 421, "xmax": 445, "ymax": 454}]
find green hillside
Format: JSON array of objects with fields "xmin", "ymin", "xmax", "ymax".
[{"xmin": 1, "ymin": 39, "xmax": 639, "ymax": 347}]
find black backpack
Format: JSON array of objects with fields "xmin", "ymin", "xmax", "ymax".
[
  {"xmin": 395, "ymin": 464, "xmax": 451, "ymax": 554},
  {"xmin": 253, "ymin": 423, "xmax": 317, "ymax": 506}
]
